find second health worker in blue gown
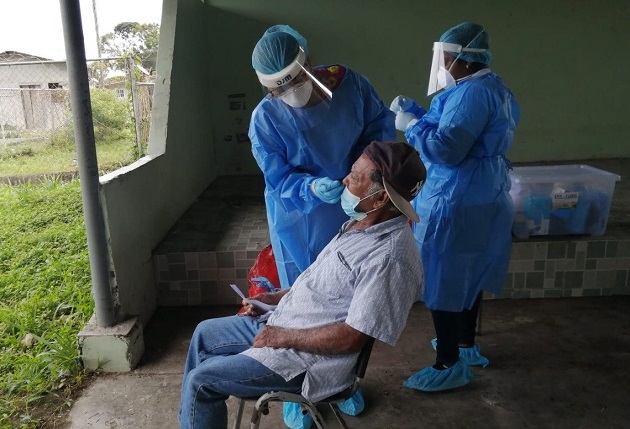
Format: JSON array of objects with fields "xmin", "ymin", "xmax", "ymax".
[{"xmin": 391, "ymin": 21, "xmax": 521, "ymax": 392}]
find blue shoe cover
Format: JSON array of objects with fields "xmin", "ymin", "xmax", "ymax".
[
  {"xmin": 336, "ymin": 387, "xmax": 365, "ymax": 416},
  {"xmin": 459, "ymin": 344, "xmax": 490, "ymax": 368},
  {"xmin": 283, "ymin": 402, "xmax": 313, "ymax": 429},
  {"xmin": 431, "ymin": 339, "xmax": 489, "ymax": 368},
  {"xmin": 403, "ymin": 361, "xmax": 473, "ymax": 392}
]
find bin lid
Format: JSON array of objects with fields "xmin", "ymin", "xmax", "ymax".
[{"xmin": 509, "ymin": 164, "xmax": 621, "ymax": 184}]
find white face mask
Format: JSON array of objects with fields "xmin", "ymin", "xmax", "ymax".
[
  {"xmin": 437, "ymin": 66, "xmax": 456, "ymax": 90},
  {"xmin": 279, "ymin": 80, "xmax": 313, "ymax": 108}
]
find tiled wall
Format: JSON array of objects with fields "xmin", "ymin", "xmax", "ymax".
[
  {"xmin": 154, "ymin": 249, "xmax": 267, "ymax": 306},
  {"xmin": 495, "ymin": 238, "xmax": 630, "ymax": 299},
  {"xmin": 154, "ymin": 199, "xmax": 270, "ymax": 306},
  {"xmin": 155, "ymin": 234, "xmax": 630, "ymax": 306}
]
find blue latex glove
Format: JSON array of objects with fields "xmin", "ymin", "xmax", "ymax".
[
  {"xmin": 389, "ymin": 95, "xmax": 427, "ymax": 118},
  {"xmin": 311, "ymin": 177, "xmax": 343, "ymax": 204},
  {"xmin": 395, "ymin": 111, "xmax": 420, "ymax": 132},
  {"xmin": 250, "ymin": 277, "xmax": 278, "ymax": 292}
]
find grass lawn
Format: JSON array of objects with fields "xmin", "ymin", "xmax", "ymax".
[
  {"xmin": 0, "ymin": 180, "xmax": 91, "ymax": 428},
  {"xmin": 1, "ymin": 87, "xmax": 141, "ymax": 178},
  {"xmin": 0, "ymin": 135, "xmax": 142, "ymax": 428},
  {"xmin": 0, "ymin": 138, "xmax": 139, "ymax": 177}
]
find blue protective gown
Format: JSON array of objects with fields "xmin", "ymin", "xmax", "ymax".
[
  {"xmin": 405, "ymin": 71, "xmax": 520, "ymax": 311},
  {"xmin": 249, "ymin": 65, "xmax": 395, "ymax": 287}
]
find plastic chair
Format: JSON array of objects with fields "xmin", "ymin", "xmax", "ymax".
[{"xmin": 232, "ymin": 337, "xmax": 375, "ymax": 429}]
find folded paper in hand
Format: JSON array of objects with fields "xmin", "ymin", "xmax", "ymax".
[{"xmin": 230, "ymin": 284, "xmax": 277, "ymax": 312}]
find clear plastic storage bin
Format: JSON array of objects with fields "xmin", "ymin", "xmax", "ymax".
[{"xmin": 509, "ymin": 165, "xmax": 621, "ymax": 239}]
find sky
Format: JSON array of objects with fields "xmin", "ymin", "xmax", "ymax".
[{"xmin": 0, "ymin": 0, "xmax": 163, "ymax": 60}]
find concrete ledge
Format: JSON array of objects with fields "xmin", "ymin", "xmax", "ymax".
[
  {"xmin": 78, "ymin": 315, "xmax": 145, "ymax": 372},
  {"xmin": 153, "ymin": 161, "xmax": 630, "ymax": 305}
]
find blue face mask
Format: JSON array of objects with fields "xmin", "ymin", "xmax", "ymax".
[{"xmin": 340, "ymin": 187, "xmax": 382, "ymax": 221}]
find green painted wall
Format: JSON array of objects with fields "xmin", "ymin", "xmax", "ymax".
[
  {"xmin": 204, "ymin": 7, "xmax": 264, "ymax": 175},
  {"xmin": 203, "ymin": 0, "xmax": 630, "ymax": 170}
]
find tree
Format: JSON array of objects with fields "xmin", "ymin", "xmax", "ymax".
[{"xmin": 100, "ymin": 22, "xmax": 160, "ymax": 74}]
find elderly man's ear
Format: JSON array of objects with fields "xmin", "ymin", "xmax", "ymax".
[{"xmin": 373, "ymin": 189, "xmax": 390, "ymax": 208}]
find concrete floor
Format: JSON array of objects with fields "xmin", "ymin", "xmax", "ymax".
[{"xmin": 61, "ymin": 296, "xmax": 630, "ymax": 429}]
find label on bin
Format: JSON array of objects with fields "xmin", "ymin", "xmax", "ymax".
[{"xmin": 552, "ymin": 192, "xmax": 579, "ymax": 209}]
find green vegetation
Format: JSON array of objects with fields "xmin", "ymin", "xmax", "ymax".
[
  {"xmin": 0, "ymin": 180, "xmax": 92, "ymax": 428},
  {"xmin": 90, "ymin": 88, "xmax": 135, "ymax": 143},
  {"xmin": 0, "ymin": 88, "xmax": 139, "ymax": 177},
  {"xmin": 101, "ymin": 22, "xmax": 160, "ymax": 74},
  {"xmin": 0, "ymin": 87, "xmax": 143, "ymax": 428},
  {"xmin": 0, "ymin": 138, "xmax": 138, "ymax": 177}
]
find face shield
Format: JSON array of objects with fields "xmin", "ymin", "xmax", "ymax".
[
  {"xmin": 256, "ymin": 47, "xmax": 332, "ymax": 106},
  {"xmin": 257, "ymin": 47, "xmax": 333, "ymax": 130},
  {"xmin": 427, "ymin": 41, "xmax": 488, "ymax": 96}
]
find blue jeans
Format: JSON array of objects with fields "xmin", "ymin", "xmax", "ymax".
[{"xmin": 179, "ymin": 315, "xmax": 305, "ymax": 429}]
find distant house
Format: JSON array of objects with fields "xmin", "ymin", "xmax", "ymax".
[
  {"xmin": 102, "ymin": 70, "xmax": 128, "ymax": 100},
  {"xmin": 0, "ymin": 51, "xmax": 68, "ymax": 136},
  {"xmin": 102, "ymin": 64, "xmax": 154, "ymax": 101}
]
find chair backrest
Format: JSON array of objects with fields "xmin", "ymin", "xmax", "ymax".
[
  {"xmin": 355, "ymin": 337, "xmax": 375, "ymax": 379},
  {"xmin": 334, "ymin": 336, "xmax": 375, "ymax": 403}
]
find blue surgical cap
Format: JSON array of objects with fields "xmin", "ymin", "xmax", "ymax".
[
  {"xmin": 263, "ymin": 25, "xmax": 308, "ymax": 55},
  {"xmin": 439, "ymin": 22, "xmax": 492, "ymax": 65},
  {"xmin": 252, "ymin": 25, "xmax": 308, "ymax": 74}
]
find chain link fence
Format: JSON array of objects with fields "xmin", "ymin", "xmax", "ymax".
[{"xmin": 0, "ymin": 52, "xmax": 153, "ymax": 153}]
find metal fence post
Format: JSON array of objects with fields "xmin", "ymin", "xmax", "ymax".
[
  {"xmin": 59, "ymin": 0, "xmax": 116, "ymax": 327},
  {"xmin": 126, "ymin": 56, "xmax": 143, "ymax": 155}
]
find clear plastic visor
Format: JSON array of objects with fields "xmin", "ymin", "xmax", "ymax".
[
  {"xmin": 257, "ymin": 47, "xmax": 332, "ymax": 100},
  {"xmin": 268, "ymin": 71, "xmax": 310, "ymax": 98},
  {"xmin": 427, "ymin": 42, "xmax": 462, "ymax": 96},
  {"xmin": 427, "ymin": 41, "xmax": 488, "ymax": 96}
]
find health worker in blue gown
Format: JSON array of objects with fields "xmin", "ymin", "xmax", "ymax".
[
  {"xmin": 249, "ymin": 25, "xmax": 395, "ymax": 289},
  {"xmin": 248, "ymin": 25, "xmax": 395, "ymax": 429},
  {"xmin": 390, "ymin": 22, "xmax": 521, "ymax": 392}
]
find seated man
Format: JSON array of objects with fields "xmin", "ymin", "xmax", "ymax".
[{"xmin": 179, "ymin": 141, "xmax": 427, "ymax": 429}]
